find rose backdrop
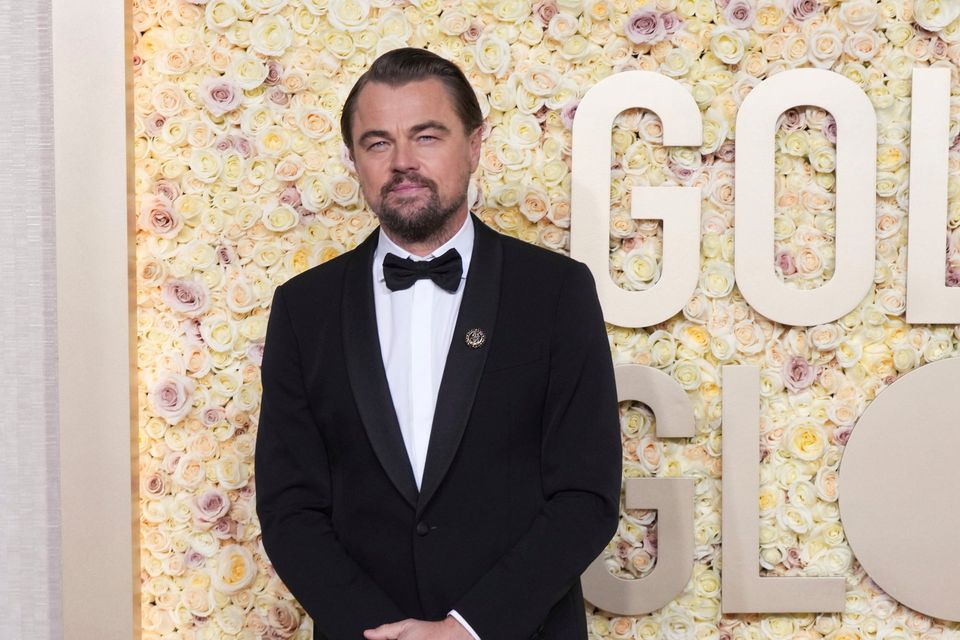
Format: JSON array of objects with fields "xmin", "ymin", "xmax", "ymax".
[{"xmin": 133, "ymin": 0, "xmax": 960, "ymax": 637}]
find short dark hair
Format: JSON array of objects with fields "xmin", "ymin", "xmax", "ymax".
[{"xmin": 340, "ymin": 48, "xmax": 483, "ymax": 153}]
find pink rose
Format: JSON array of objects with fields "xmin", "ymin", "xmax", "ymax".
[
  {"xmin": 776, "ymin": 251, "xmax": 797, "ymax": 276},
  {"xmin": 340, "ymin": 143, "xmax": 356, "ymax": 172},
  {"xmin": 462, "ymin": 20, "xmax": 483, "ymax": 43},
  {"xmin": 279, "ymin": 185, "xmax": 302, "ymax": 207},
  {"xmin": 264, "ymin": 59, "xmax": 283, "ymax": 85},
  {"xmin": 161, "ymin": 278, "xmax": 210, "ymax": 317},
  {"xmin": 144, "ymin": 112, "xmax": 166, "ymax": 136},
  {"xmin": 266, "ymin": 86, "xmax": 290, "ymax": 107},
  {"xmin": 214, "ymin": 136, "xmax": 233, "ymax": 152},
  {"xmin": 783, "ymin": 547, "xmax": 803, "ymax": 569},
  {"xmin": 560, "ymin": 99, "xmax": 579, "ymax": 130},
  {"xmin": 200, "ymin": 75, "xmax": 242, "ymax": 116},
  {"xmin": 789, "ymin": 0, "xmax": 819, "ymax": 22},
  {"xmin": 182, "ymin": 318, "xmax": 203, "ymax": 343},
  {"xmin": 141, "ymin": 472, "xmax": 166, "ymax": 499},
  {"xmin": 777, "ymin": 107, "xmax": 805, "ymax": 131},
  {"xmin": 932, "ymin": 37, "xmax": 949, "ymax": 59},
  {"xmin": 724, "ymin": 0, "xmax": 755, "ymax": 28},
  {"xmin": 211, "ymin": 516, "xmax": 237, "ymax": 540},
  {"xmin": 783, "ymin": 355, "xmax": 817, "ymax": 392},
  {"xmin": 216, "ymin": 244, "xmax": 235, "ymax": 265},
  {"xmin": 193, "ymin": 487, "xmax": 231, "ymax": 523},
  {"xmin": 153, "ymin": 180, "xmax": 179, "ymax": 202},
  {"xmin": 832, "ymin": 424, "xmax": 854, "ymax": 445},
  {"xmin": 246, "ymin": 343, "xmax": 265, "ymax": 366},
  {"xmin": 625, "ymin": 10, "xmax": 664, "ymax": 44},
  {"xmin": 947, "ymin": 265, "xmax": 960, "ymax": 287},
  {"xmin": 532, "ymin": 0, "xmax": 558, "ymax": 27},
  {"xmin": 231, "ymin": 135, "xmax": 253, "ymax": 158},
  {"xmin": 150, "ymin": 373, "xmax": 194, "ymax": 424},
  {"xmin": 138, "ymin": 194, "xmax": 181, "ymax": 238},
  {"xmin": 201, "ymin": 406, "xmax": 226, "ymax": 427},
  {"xmin": 185, "ymin": 549, "xmax": 206, "ymax": 568},
  {"xmin": 267, "ymin": 601, "xmax": 301, "ymax": 636},
  {"xmin": 823, "ymin": 115, "xmax": 837, "ymax": 143},
  {"xmin": 660, "ymin": 11, "xmax": 682, "ymax": 34},
  {"xmin": 296, "ymin": 205, "xmax": 315, "ymax": 223},
  {"xmin": 716, "ymin": 140, "xmax": 736, "ymax": 162},
  {"xmin": 161, "ymin": 451, "xmax": 183, "ymax": 475}
]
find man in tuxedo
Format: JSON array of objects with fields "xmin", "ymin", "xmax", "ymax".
[{"xmin": 255, "ymin": 48, "xmax": 622, "ymax": 640}]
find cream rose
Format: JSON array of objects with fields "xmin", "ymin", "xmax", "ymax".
[{"xmin": 212, "ymin": 544, "xmax": 256, "ymax": 594}]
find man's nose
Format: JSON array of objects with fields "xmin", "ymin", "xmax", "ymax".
[{"xmin": 389, "ymin": 139, "xmax": 419, "ymax": 172}]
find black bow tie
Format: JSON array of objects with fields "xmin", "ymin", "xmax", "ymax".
[{"xmin": 383, "ymin": 248, "xmax": 463, "ymax": 292}]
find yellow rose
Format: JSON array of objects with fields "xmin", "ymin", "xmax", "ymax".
[{"xmin": 785, "ymin": 422, "xmax": 826, "ymax": 461}]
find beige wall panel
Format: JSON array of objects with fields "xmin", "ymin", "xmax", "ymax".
[{"xmin": 53, "ymin": 0, "xmax": 136, "ymax": 636}]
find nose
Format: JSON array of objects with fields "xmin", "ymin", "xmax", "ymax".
[{"xmin": 389, "ymin": 138, "xmax": 419, "ymax": 173}]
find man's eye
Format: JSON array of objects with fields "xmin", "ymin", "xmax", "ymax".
[
  {"xmin": 367, "ymin": 141, "xmax": 387, "ymax": 150},
  {"xmin": 417, "ymin": 135, "xmax": 437, "ymax": 142}
]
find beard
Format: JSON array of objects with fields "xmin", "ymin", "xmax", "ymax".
[{"xmin": 373, "ymin": 172, "xmax": 467, "ymax": 245}]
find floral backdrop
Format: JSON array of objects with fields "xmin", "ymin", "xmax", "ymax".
[{"xmin": 133, "ymin": 0, "xmax": 960, "ymax": 637}]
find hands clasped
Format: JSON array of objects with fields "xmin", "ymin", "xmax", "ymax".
[{"xmin": 363, "ymin": 616, "xmax": 473, "ymax": 640}]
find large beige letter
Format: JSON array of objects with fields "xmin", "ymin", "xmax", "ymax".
[
  {"xmin": 906, "ymin": 68, "xmax": 959, "ymax": 323},
  {"xmin": 839, "ymin": 359, "xmax": 960, "ymax": 621},
  {"xmin": 735, "ymin": 69, "xmax": 876, "ymax": 326},
  {"xmin": 581, "ymin": 365, "xmax": 695, "ymax": 615},
  {"xmin": 570, "ymin": 71, "xmax": 702, "ymax": 328},
  {"xmin": 721, "ymin": 366, "xmax": 846, "ymax": 612}
]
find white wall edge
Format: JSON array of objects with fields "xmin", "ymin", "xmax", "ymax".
[{"xmin": 52, "ymin": 0, "xmax": 137, "ymax": 636}]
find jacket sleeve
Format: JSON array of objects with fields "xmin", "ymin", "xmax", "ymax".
[
  {"xmin": 255, "ymin": 284, "xmax": 406, "ymax": 639},
  {"xmin": 452, "ymin": 261, "xmax": 623, "ymax": 638}
]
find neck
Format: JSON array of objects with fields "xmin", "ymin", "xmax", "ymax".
[{"xmin": 381, "ymin": 209, "xmax": 468, "ymax": 257}]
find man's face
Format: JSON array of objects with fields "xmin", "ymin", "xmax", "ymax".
[{"xmin": 349, "ymin": 78, "xmax": 481, "ymax": 245}]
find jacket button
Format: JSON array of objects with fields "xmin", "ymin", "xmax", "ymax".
[{"xmin": 416, "ymin": 521, "xmax": 430, "ymax": 536}]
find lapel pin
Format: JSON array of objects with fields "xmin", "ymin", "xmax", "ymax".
[{"xmin": 464, "ymin": 328, "xmax": 486, "ymax": 349}]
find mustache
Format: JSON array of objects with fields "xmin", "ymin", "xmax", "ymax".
[{"xmin": 381, "ymin": 172, "xmax": 438, "ymax": 197}]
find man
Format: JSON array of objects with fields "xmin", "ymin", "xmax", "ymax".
[{"xmin": 255, "ymin": 47, "xmax": 621, "ymax": 640}]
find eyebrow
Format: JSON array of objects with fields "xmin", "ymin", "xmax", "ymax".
[{"xmin": 357, "ymin": 120, "xmax": 452, "ymax": 146}]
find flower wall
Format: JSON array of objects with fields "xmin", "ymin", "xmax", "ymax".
[{"xmin": 133, "ymin": 0, "xmax": 960, "ymax": 637}]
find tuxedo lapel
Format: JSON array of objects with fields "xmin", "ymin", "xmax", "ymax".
[
  {"xmin": 341, "ymin": 231, "xmax": 420, "ymax": 509},
  {"xmin": 417, "ymin": 215, "xmax": 503, "ymax": 514}
]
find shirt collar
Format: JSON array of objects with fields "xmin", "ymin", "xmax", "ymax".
[{"xmin": 374, "ymin": 214, "xmax": 475, "ymax": 284}]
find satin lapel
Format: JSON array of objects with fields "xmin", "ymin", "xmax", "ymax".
[
  {"xmin": 417, "ymin": 216, "xmax": 503, "ymax": 514},
  {"xmin": 341, "ymin": 231, "xmax": 420, "ymax": 509}
]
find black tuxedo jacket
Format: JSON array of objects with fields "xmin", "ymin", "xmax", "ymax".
[{"xmin": 255, "ymin": 215, "xmax": 622, "ymax": 639}]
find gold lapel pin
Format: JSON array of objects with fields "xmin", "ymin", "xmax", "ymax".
[{"xmin": 464, "ymin": 328, "xmax": 486, "ymax": 349}]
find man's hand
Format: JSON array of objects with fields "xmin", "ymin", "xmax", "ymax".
[{"xmin": 363, "ymin": 616, "xmax": 473, "ymax": 640}]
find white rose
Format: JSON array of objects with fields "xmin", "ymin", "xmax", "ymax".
[
  {"xmin": 699, "ymin": 260, "xmax": 735, "ymax": 298},
  {"xmin": 475, "ymin": 33, "xmax": 511, "ymax": 76},
  {"xmin": 709, "ymin": 27, "xmax": 749, "ymax": 65},
  {"xmin": 328, "ymin": 0, "xmax": 371, "ymax": 31},
  {"xmin": 229, "ymin": 52, "xmax": 268, "ymax": 89},
  {"xmin": 205, "ymin": 0, "xmax": 243, "ymax": 31},
  {"xmin": 914, "ymin": 0, "xmax": 960, "ymax": 32},
  {"xmin": 249, "ymin": 14, "xmax": 292, "ymax": 56}
]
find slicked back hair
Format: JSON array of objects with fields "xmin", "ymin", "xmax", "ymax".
[{"xmin": 340, "ymin": 47, "xmax": 483, "ymax": 154}]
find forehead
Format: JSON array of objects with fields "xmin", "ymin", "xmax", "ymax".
[{"xmin": 350, "ymin": 78, "xmax": 461, "ymax": 135}]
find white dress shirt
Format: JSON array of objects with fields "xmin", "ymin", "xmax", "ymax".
[{"xmin": 372, "ymin": 214, "xmax": 482, "ymax": 640}]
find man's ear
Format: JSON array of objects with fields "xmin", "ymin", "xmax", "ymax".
[{"xmin": 468, "ymin": 124, "xmax": 482, "ymax": 172}]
